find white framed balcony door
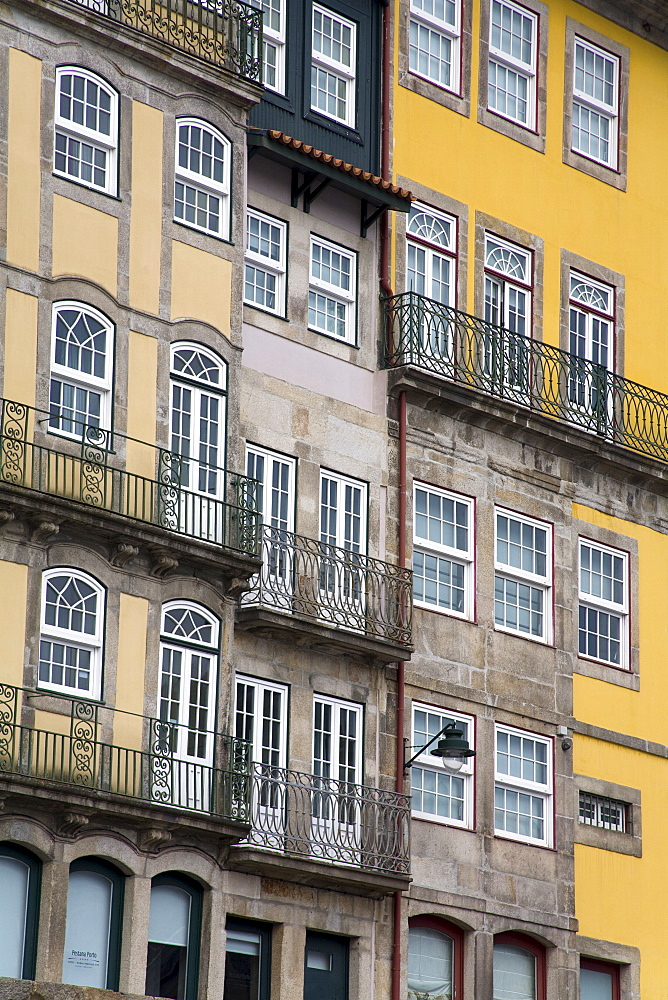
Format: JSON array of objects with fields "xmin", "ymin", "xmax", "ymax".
[
  {"xmin": 168, "ymin": 344, "xmax": 227, "ymax": 543},
  {"xmin": 245, "ymin": 446, "xmax": 296, "ymax": 608},
  {"xmin": 311, "ymin": 696, "xmax": 362, "ymax": 864},
  {"xmin": 319, "ymin": 471, "xmax": 367, "ymax": 628},
  {"xmin": 155, "ymin": 603, "xmax": 219, "ymax": 812},
  {"xmin": 235, "ymin": 676, "xmax": 287, "ymax": 848}
]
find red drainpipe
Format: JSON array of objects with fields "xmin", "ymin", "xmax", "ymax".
[{"xmin": 379, "ymin": 5, "xmax": 407, "ymax": 1000}]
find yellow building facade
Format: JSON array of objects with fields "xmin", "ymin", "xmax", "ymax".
[{"xmin": 390, "ymin": 0, "xmax": 668, "ymax": 996}]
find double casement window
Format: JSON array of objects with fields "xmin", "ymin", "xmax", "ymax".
[
  {"xmin": 408, "ymin": 917, "xmax": 464, "ymax": 1000},
  {"xmin": 572, "ymin": 38, "xmax": 619, "ymax": 169},
  {"xmin": 484, "ymin": 235, "xmax": 532, "ymax": 391},
  {"xmin": 493, "ymin": 933, "xmax": 546, "ymax": 1000},
  {"xmin": 580, "ymin": 958, "xmax": 621, "ymax": 1000},
  {"xmin": 412, "ymin": 483, "xmax": 474, "ymax": 619},
  {"xmin": 309, "ymin": 236, "xmax": 357, "ymax": 343},
  {"xmin": 312, "ymin": 695, "xmax": 363, "ymax": 860},
  {"xmin": 235, "ymin": 674, "xmax": 288, "ymax": 842},
  {"xmin": 174, "ymin": 118, "xmax": 231, "ymax": 239},
  {"xmin": 406, "ymin": 204, "xmax": 457, "ymax": 360},
  {"xmin": 245, "ymin": 445, "xmax": 296, "ymax": 604},
  {"xmin": 253, "ymin": 0, "xmax": 286, "ymax": 94},
  {"xmin": 49, "ymin": 302, "xmax": 114, "ymax": 440},
  {"xmin": 224, "ymin": 920, "xmax": 272, "ymax": 1000},
  {"xmin": 494, "ymin": 725, "xmax": 553, "ymax": 847},
  {"xmin": 146, "ymin": 874, "xmax": 202, "ymax": 1000},
  {"xmin": 54, "ymin": 67, "xmax": 118, "ymax": 195},
  {"xmin": 494, "ymin": 509, "xmax": 551, "ymax": 643},
  {"xmin": 0, "ymin": 844, "xmax": 40, "ymax": 980},
  {"xmin": 578, "ymin": 539, "xmax": 628, "ymax": 668},
  {"xmin": 311, "ymin": 3, "xmax": 357, "ymax": 127},
  {"xmin": 487, "ymin": 0, "xmax": 537, "ymax": 129},
  {"xmin": 158, "ymin": 602, "xmax": 219, "ymax": 811},
  {"xmin": 568, "ymin": 272, "xmax": 615, "ymax": 415},
  {"xmin": 62, "ymin": 858, "xmax": 124, "ymax": 990},
  {"xmin": 244, "ymin": 209, "xmax": 287, "ymax": 317},
  {"xmin": 410, "ymin": 703, "xmax": 474, "ymax": 828},
  {"xmin": 38, "ymin": 568, "xmax": 105, "ymax": 699},
  {"xmin": 409, "ymin": 0, "xmax": 462, "ymax": 93}
]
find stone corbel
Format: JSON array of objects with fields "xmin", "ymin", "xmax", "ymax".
[
  {"xmin": 110, "ymin": 539, "xmax": 139, "ymax": 569},
  {"xmin": 0, "ymin": 507, "xmax": 15, "ymax": 528},
  {"xmin": 57, "ymin": 811, "xmax": 90, "ymax": 838},
  {"xmin": 30, "ymin": 518, "xmax": 60, "ymax": 544},
  {"xmin": 149, "ymin": 546, "xmax": 179, "ymax": 578},
  {"xmin": 140, "ymin": 827, "xmax": 172, "ymax": 853}
]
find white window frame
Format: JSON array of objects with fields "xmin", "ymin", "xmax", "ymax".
[
  {"xmin": 406, "ymin": 203, "xmax": 457, "ymax": 305},
  {"xmin": 313, "ymin": 694, "xmax": 363, "ymax": 786},
  {"xmin": 494, "ymin": 723, "xmax": 553, "ymax": 847},
  {"xmin": 569, "ymin": 271, "xmax": 614, "ymax": 368},
  {"xmin": 38, "ymin": 568, "xmax": 105, "ymax": 699},
  {"xmin": 484, "ymin": 233, "xmax": 532, "ymax": 335},
  {"xmin": 235, "ymin": 674, "xmax": 288, "ymax": 767},
  {"xmin": 54, "ymin": 67, "xmax": 118, "ymax": 196},
  {"xmin": 253, "ymin": 0, "xmax": 286, "ymax": 94},
  {"xmin": 311, "ymin": 3, "xmax": 357, "ymax": 127},
  {"xmin": 494, "ymin": 507, "xmax": 552, "ymax": 643},
  {"xmin": 578, "ymin": 538, "xmax": 629, "ymax": 669},
  {"xmin": 487, "ymin": 0, "xmax": 538, "ymax": 130},
  {"xmin": 409, "ymin": 0, "xmax": 462, "ymax": 93},
  {"xmin": 410, "ymin": 702, "xmax": 474, "ymax": 828},
  {"xmin": 572, "ymin": 36, "xmax": 619, "ymax": 169},
  {"xmin": 244, "ymin": 208, "xmax": 288, "ymax": 317},
  {"xmin": 309, "ymin": 235, "xmax": 357, "ymax": 344},
  {"xmin": 174, "ymin": 117, "xmax": 231, "ymax": 240},
  {"xmin": 49, "ymin": 301, "xmax": 114, "ymax": 441},
  {"xmin": 412, "ymin": 482, "xmax": 474, "ymax": 619}
]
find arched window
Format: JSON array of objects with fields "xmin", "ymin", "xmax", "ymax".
[
  {"xmin": 493, "ymin": 932, "xmax": 546, "ymax": 1000},
  {"xmin": 62, "ymin": 857, "xmax": 124, "ymax": 990},
  {"xmin": 174, "ymin": 118, "xmax": 231, "ymax": 239},
  {"xmin": 145, "ymin": 873, "xmax": 202, "ymax": 1000},
  {"xmin": 49, "ymin": 302, "xmax": 114, "ymax": 440},
  {"xmin": 408, "ymin": 916, "xmax": 463, "ymax": 999},
  {"xmin": 157, "ymin": 601, "xmax": 219, "ymax": 809},
  {"xmin": 38, "ymin": 568, "xmax": 105, "ymax": 699},
  {"xmin": 0, "ymin": 844, "xmax": 41, "ymax": 980},
  {"xmin": 54, "ymin": 67, "xmax": 118, "ymax": 195}
]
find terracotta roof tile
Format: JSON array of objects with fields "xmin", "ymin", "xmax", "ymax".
[{"xmin": 264, "ymin": 130, "xmax": 413, "ymax": 203}]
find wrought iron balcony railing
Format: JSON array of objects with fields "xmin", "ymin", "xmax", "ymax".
[
  {"xmin": 240, "ymin": 524, "xmax": 413, "ymax": 647},
  {"xmin": 0, "ymin": 398, "xmax": 260, "ymax": 556},
  {"xmin": 383, "ymin": 292, "xmax": 668, "ymax": 465},
  {"xmin": 55, "ymin": 0, "xmax": 262, "ymax": 81},
  {"xmin": 241, "ymin": 762, "xmax": 410, "ymax": 874},
  {"xmin": 0, "ymin": 684, "xmax": 251, "ymax": 821}
]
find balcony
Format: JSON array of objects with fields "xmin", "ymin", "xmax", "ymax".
[
  {"xmin": 236, "ymin": 525, "xmax": 413, "ymax": 662},
  {"xmin": 383, "ymin": 292, "xmax": 668, "ymax": 467},
  {"xmin": 52, "ymin": 0, "xmax": 263, "ymax": 81},
  {"xmin": 229, "ymin": 763, "xmax": 411, "ymax": 897},
  {"xmin": 0, "ymin": 684, "xmax": 251, "ymax": 844},
  {"xmin": 0, "ymin": 398, "xmax": 261, "ymax": 569}
]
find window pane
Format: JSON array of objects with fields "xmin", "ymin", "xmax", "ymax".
[
  {"xmin": 493, "ymin": 943, "xmax": 536, "ymax": 1000},
  {"xmin": 224, "ymin": 929, "xmax": 262, "ymax": 1000},
  {"xmin": 146, "ymin": 886, "xmax": 191, "ymax": 1000},
  {"xmin": 408, "ymin": 926, "xmax": 453, "ymax": 994},
  {"xmin": 581, "ymin": 967, "xmax": 614, "ymax": 1000},
  {"xmin": 0, "ymin": 856, "xmax": 30, "ymax": 977},
  {"xmin": 62, "ymin": 871, "xmax": 113, "ymax": 988}
]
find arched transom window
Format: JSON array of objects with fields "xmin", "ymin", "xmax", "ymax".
[
  {"xmin": 54, "ymin": 67, "xmax": 118, "ymax": 195},
  {"xmin": 38, "ymin": 568, "xmax": 105, "ymax": 699},
  {"xmin": 49, "ymin": 302, "xmax": 114, "ymax": 440},
  {"xmin": 174, "ymin": 118, "xmax": 231, "ymax": 239}
]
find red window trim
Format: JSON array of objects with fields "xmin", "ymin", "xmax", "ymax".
[
  {"xmin": 581, "ymin": 957, "xmax": 621, "ymax": 1000},
  {"xmin": 493, "ymin": 932, "xmax": 546, "ymax": 1000},
  {"xmin": 409, "ymin": 915, "xmax": 464, "ymax": 1000}
]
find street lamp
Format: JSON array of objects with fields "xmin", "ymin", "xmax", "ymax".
[{"xmin": 403, "ymin": 721, "xmax": 475, "ymax": 774}]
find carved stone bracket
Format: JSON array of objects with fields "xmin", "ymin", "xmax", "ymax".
[
  {"xmin": 140, "ymin": 827, "xmax": 172, "ymax": 853},
  {"xmin": 149, "ymin": 546, "xmax": 179, "ymax": 578},
  {"xmin": 0, "ymin": 508, "xmax": 15, "ymax": 528},
  {"xmin": 30, "ymin": 518, "xmax": 61, "ymax": 544},
  {"xmin": 110, "ymin": 539, "xmax": 140, "ymax": 569},
  {"xmin": 223, "ymin": 575, "xmax": 252, "ymax": 600},
  {"xmin": 57, "ymin": 811, "xmax": 90, "ymax": 838}
]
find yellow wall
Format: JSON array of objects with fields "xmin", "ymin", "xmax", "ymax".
[
  {"xmin": 129, "ymin": 102, "xmax": 164, "ymax": 315},
  {"xmin": 392, "ymin": 0, "xmax": 668, "ymax": 392},
  {"xmin": 3, "ymin": 289, "xmax": 38, "ymax": 406},
  {"xmin": 170, "ymin": 240, "xmax": 231, "ymax": 337},
  {"xmin": 52, "ymin": 195, "xmax": 119, "ymax": 296},
  {"xmin": 126, "ymin": 330, "xmax": 158, "ymax": 480},
  {"xmin": 6, "ymin": 49, "xmax": 41, "ymax": 272},
  {"xmin": 113, "ymin": 593, "xmax": 149, "ymax": 753},
  {"xmin": 0, "ymin": 561, "xmax": 28, "ymax": 689}
]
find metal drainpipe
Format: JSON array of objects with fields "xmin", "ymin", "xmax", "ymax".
[{"xmin": 378, "ymin": 4, "xmax": 407, "ymax": 1000}]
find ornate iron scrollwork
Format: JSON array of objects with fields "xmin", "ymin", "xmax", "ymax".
[
  {"xmin": 70, "ymin": 699, "xmax": 98, "ymax": 786},
  {"xmin": 158, "ymin": 450, "xmax": 183, "ymax": 531},
  {"xmin": 0, "ymin": 400, "xmax": 28, "ymax": 485},
  {"xmin": 81, "ymin": 426, "xmax": 109, "ymax": 507},
  {"xmin": 150, "ymin": 718, "xmax": 174, "ymax": 804},
  {"xmin": 0, "ymin": 684, "xmax": 17, "ymax": 772}
]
